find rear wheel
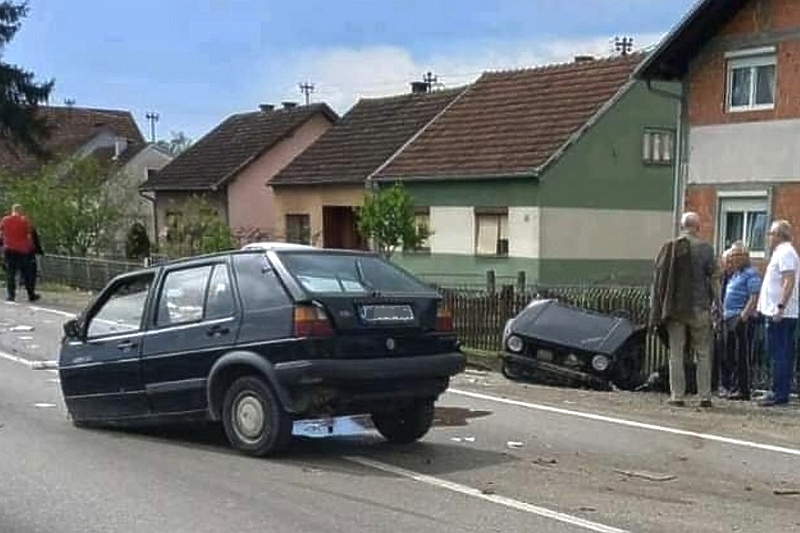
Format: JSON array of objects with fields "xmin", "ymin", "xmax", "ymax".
[
  {"xmin": 221, "ymin": 376, "xmax": 292, "ymax": 457},
  {"xmin": 372, "ymin": 399, "xmax": 435, "ymax": 444}
]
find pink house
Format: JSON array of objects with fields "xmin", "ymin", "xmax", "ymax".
[{"xmin": 140, "ymin": 102, "xmax": 338, "ymax": 244}]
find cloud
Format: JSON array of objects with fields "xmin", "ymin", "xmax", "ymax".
[{"xmin": 258, "ymin": 32, "xmax": 667, "ymax": 114}]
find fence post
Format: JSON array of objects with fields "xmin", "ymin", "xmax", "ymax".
[
  {"xmin": 485, "ymin": 270, "xmax": 496, "ymax": 294},
  {"xmin": 85, "ymin": 258, "xmax": 92, "ymax": 291},
  {"xmin": 516, "ymin": 270, "xmax": 526, "ymax": 293}
]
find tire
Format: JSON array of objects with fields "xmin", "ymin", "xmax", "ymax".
[
  {"xmin": 221, "ymin": 375, "xmax": 293, "ymax": 457},
  {"xmin": 372, "ymin": 399, "xmax": 435, "ymax": 444},
  {"xmin": 501, "ymin": 360, "xmax": 526, "ymax": 381},
  {"xmin": 611, "ymin": 350, "xmax": 643, "ymax": 391}
]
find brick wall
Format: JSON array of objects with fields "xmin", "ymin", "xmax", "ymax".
[
  {"xmin": 772, "ymin": 183, "xmax": 800, "ymax": 251},
  {"xmin": 684, "ymin": 185, "xmax": 717, "ymax": 242},
  {"xmin": 686, "ymin": 0, "xmax": 800, "ymax": 126}
]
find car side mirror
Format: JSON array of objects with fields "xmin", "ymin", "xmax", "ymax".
[{"xmin": 63, "ymin": 318, "xmax": 82, "ymax": 340}]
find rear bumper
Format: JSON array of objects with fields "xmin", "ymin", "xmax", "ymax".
[{"xmin": 274, "ymin": 352, "xmax": 466, "ymax": 387}]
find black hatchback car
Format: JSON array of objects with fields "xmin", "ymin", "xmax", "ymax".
[{"xmin": 58, "ymin": 245, "xmax": 466, "ymax": 456}]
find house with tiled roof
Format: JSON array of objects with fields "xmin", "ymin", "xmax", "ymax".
[
  {"xmin": 269, "ymin": 86, "xmax": 465, "ymax": 249},
  {"xmin": 371, "ymin": 53, "xmax": 680, "ymax": 285},
  {"xmin": 635, "ymin": 0, "xmax": 800, "ymax": 261},
  {"xmin": 140, "ymin": 102, "xmax": 338, "ymax": 245},
  {"xmin": 0, "ymin": 105, "xmax": 173, "ymax": 253}
]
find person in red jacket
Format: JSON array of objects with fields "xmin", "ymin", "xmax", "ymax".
[{"xmin": 0, "ymin": 204, "xmax": 40, "ymax": 302}]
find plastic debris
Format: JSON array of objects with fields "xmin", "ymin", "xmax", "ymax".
[{"xmin": 507, "ymin": 441, "xmax": 524, "ymax": 449}]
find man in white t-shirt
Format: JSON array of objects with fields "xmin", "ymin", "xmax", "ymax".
[{"xmin": 756, "ymin": 219, "xmax": 799, "ymax": 406}]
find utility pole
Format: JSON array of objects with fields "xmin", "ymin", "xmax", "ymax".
[
  {"xmin": 299, "ymin": 81, "xmax": 315, "ymax": 105},
  {"xmin": 145, "ymin": 111, "xmax": 160, "ymax": 143},
  {"xmin": 64, "ymin": 98, "xmax": 76, "ymax": 108},
  {"xmin": 614, "ymin": 36, "xmax": 634, "ymax": 56},
  {"xmin": 422, "ymin": 71, "xmax": 439, "ymax": 92}
]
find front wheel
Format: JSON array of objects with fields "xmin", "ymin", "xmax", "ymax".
[
  {"xmin": 372, "ymin": 399, "xmax": 435, "ymax": 444},
  {"xmin": 221, "ymin": 376, "xmax": 293, "ymax": 457}
]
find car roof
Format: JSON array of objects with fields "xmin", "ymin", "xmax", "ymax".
[{"xmin": 241, "ymin": 242, "xmax": 317, "ymax": 251}]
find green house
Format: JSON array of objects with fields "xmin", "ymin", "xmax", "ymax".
[{"xmin": 371, "ymin": 52, "xmax": 680, "ymax": 286}]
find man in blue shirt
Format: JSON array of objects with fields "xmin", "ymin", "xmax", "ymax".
[{"xmin": 722, "ymin": 242, "xmax": 762, "ymax": 400}]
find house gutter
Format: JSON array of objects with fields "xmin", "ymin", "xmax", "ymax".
[{"xmin": 645, "ymin": 79, "xmax": 685, "ymax": 237}]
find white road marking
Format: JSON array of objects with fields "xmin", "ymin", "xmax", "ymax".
[
  {"xmin": 0, "ymin": 351, "xmax": 33, "ymax": 368},
  {"xmin": 346, "ymin": 456, "xmax": 629, "ymax": 533},
  {"xmin": 27, "ymin": 305, "xmax": 76, "ymax": 318},
  {"xmin": 449, "ymin": 389, "xmax": 800, "ymax": 457},
  {"xmin": 0, "ymin": 351, "xmax": 58, "ymax": 374}
]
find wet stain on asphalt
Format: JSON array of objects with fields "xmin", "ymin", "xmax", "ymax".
[{"xmin": 433, "ymin": 407, "xmax": 492, "ymax": 427}]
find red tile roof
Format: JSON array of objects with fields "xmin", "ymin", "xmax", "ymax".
[
  {"xmin": 0, "ymin": 106, "xmax": 146, "ymax": 174},
  {"xmin": 269, "ymin": 88, "xmax": 466, "ymax": 186},
  {"xmin": 141, "ymin": 103, "xmax": 338, "ymax": 191},
  {"xmin": 375, "ymin": 53, "xmax": 645, "ymax": 181}
]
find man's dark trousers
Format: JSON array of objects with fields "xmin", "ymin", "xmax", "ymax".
[
  {"xmin": 722, "ymin": 316, "xmax": 755, "ymax": 399},
  {"xmin": 766, "ymin": 317, "xmax": 798, "ymax": 404},
  {"xmin": 4, "ymin": 249, "xmax": 35, "ymax": 301}
]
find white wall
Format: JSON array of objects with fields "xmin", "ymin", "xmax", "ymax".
[
  {"xmin": 508, "ymin": 207, "xmax": 539, "ymax": 258},
  {"xmin": 688, "ymin": 119, "xmax": 800, "ymax": 184}
]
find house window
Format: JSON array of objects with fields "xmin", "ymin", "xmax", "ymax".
[
  {"xmin": 643, "ymin": 129, "xmax": 674, "ymax": 165},
  {"xmin": 475, "ymin": 208, "xmax": 509, "ymax": 257},
  {"xmin": 146, "ymin": 168, "xmax": 158, "ymax": 181},
  {"xmin": 726, "ymin": 50, "xmax": 776, "ymax": 112},
  {"xmin": 408, "ymin": 207, "xmax": 431, "ymax": 253},
  {"xmin": 285, "ymin": 214, "xmax": 311, "ymax": 244},
  {"xmin": 718, "ymin": 196, "xmax": 769, "ymax": 256}
]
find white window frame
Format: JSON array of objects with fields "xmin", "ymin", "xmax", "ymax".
[
  {"xmin": 717, "ymin": 194, "xmax": 769, "ymax": 258},
  {"xmin": 725, "ymin": 48, "xmax": 777, "ymax": 113},
  {"xmin": 643, "ymin": 128, "xmax": 675, "ymax": 165},
  {"xmin": 474, "ymin": 209, "xmax": 509, "ymax": 257}
]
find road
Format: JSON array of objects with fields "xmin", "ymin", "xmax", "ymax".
[{"xmin": 1, "ymin": 298, "xmax": 800, "ymax": 532}]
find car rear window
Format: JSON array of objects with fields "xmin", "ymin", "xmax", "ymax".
[{"xmin": 276, "ymin": 252, "xmax": 432, "ymax": 294}]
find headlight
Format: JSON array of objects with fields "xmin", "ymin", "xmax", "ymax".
[
  {"xmin": 591, "ymin": 354, "xmax": 610, "ymax": 372},
  {"xmin": 506, "ymin": 335, "xmax": 524, "ymax": 353}
]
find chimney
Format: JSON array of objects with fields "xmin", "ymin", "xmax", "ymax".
[
  {"xmin": 574, "ymin": 55, "xmax": 595, "ymax": 63},
  {"xmin": 113, "ymin": 137, "xmax": 128, "ymax": 159},
  {"xmin": 282, "ymin": 101, "xmax": 298, "ymax": 109},
  {"xmin": 259, "ymin": 104, "xmax": 274, "ymax": 112},
  {"xmin": 410, "ymin": 81, "xmax": 428, "ymax": 94}
]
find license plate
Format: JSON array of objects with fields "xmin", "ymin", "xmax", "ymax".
[{"xmin": 358, "ymin": 304, "xmax": 415, "ymax": 323}]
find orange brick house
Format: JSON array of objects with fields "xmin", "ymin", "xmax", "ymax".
[{"xmin": 635, "ymin": 0, "xmax": 800, "ymax": 259}]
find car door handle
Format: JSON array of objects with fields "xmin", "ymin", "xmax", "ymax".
[
  {"xmin": 206, "ymin": 324, "xmax": 230, "ymax": 337},
  {"xmin": 116, "ymin": 340, "xmax": 137, "ymax": 352}
]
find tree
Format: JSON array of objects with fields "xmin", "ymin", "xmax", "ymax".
[
  {"xmin": 156, "ymin": 130, "xmax": 192, "ymax": 156},
  {"xmin": 356, "ymin": 183, "xmax": 430, "ymax": 259},
  {"xmin": 0, "ymin": 2, "xmax": 55, "ymax": 157},
  {"xmin": 125, "ymin": 222, "xmax": 151, "ymax": 260},
  {"xmin": 0, "ymin": 156, "xmax": 128, "ymax": 255},
  {"xmin": 160, "ymin": 195, "xmax": 235, "ymax": 258}
]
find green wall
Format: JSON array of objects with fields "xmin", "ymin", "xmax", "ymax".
[
  {"xmin": 394, "ymin": 253, "xmax": 653, "ymax": 286},
  {"xmin": 400, "ymin": 177, "xmax": 537, "ymax": 207},
  {"xmin": 539, "ymin": 80, "xmax": 679, "ymax": 211}
]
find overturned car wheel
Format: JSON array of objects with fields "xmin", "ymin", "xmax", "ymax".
[
  {"xmin": 222, "ymin": 376, "xmax": 293, "ymax": 457},
  {"xmin": 611, "ymin": 349, "xmax": 643, "ymax": 391},
  {"xmin": 372, "ymin": 399, "xmax": 435, "ymax": 444}
]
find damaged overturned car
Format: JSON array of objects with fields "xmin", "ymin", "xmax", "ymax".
[{"xmin": 500, "ymin": 298, "xmax": 647, "ymax": 391}]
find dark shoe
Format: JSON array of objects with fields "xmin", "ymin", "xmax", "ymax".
[
  {"xmin": 28, "ymin": 293, "xmax": 40, "ymax": 303},
  {"xmin": 667, "ymin": 399, "xmax": 686, "ymax": 407},
  {"xmin": 699, "ymin": 399, "xmax": 713, "ymax": 408},
  {"xmin": 5, "ymin": 296, "xmax": 14, "ymax": 302}
]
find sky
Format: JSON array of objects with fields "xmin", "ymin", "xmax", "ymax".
[{"xmin": 4, "ymin": 0, "xmax": 699, "ymax": 142}]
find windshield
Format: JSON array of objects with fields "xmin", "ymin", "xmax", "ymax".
[{"xmin": 276, "ymin": 252, "xmax": 432, "ymax": 294}]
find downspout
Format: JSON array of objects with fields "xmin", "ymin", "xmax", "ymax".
[
  {"xmin": 138, "ymin": 190, "xmax": 158, "ymax": 250},
  {"xmin": 646, "ymin": 79, "xmax": 684, "ymax": 237}
]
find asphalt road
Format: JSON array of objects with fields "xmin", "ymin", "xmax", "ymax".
[{"xmin": 2, "ymin": 299, "xmax": 800, "ymax": 532}]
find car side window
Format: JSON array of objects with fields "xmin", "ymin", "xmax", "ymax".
[
  {"xmin": 205, "ymin": 264, "xmax": 235, "ymax": 320},
  {"xmin": 86, "ymin": 273, "xmax": 154, "ymax": 338},
  {"xmin": 232, "ymin": 254, "xmax": 291, "ymax": 313},
  {"xmin": 156, "ymin": 266, "xmax": 213, "ymax": 327}
]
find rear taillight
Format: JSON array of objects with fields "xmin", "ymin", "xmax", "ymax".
[
  {"xmin": 436, "ymin": 303, "xmax": 454, "ymax": 332},
  {"xmin": 293, "ymin": 305, "xmax": 334, "ymax": 337}
]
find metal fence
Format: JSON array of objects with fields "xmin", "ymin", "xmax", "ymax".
[{"xmin": 37, "ymin": 254, "xmax": 791, "ymax": 391}]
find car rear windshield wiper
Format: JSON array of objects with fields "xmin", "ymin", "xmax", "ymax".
[{"xmin": 355, "ymin": 258, "xmax": 380, "ymax": 296}]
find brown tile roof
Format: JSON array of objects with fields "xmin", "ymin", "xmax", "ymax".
[
  {"xmin": 0, "ymin": 106, "xmax": 146, "ymax": 175},
  {"xmin": 269, "ymin": 88, "xmax": 466, "ymax": 186},
  {"xmin": 374, "ymin": 53, "xmax": 645, "ymax": 181},
  {"xmin": 141, "ymin": 103, "xmax": 339, "ymax": 191}
]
